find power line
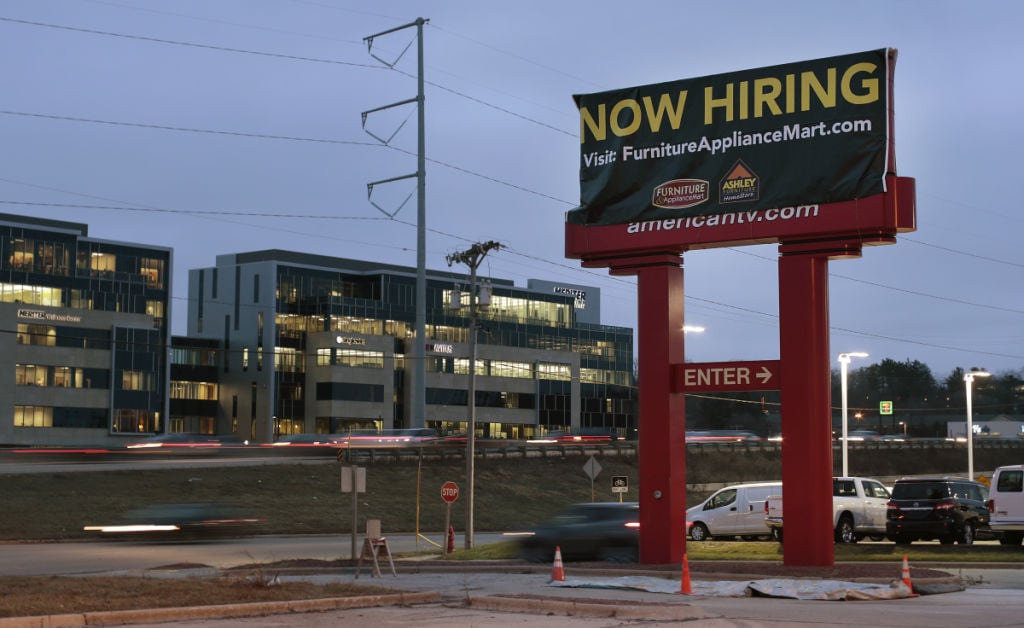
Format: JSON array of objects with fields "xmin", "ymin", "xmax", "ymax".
[
  {"xmin": 0, "ymin": 110, "xmax": 379, "ymax": 146},
  {"xmin": 0, "ymin": 110, "xmax": 576, "ymax": 206},
  {"xmin": 0, "ymin": 15, "xmax": 381, "ymax": 68}
]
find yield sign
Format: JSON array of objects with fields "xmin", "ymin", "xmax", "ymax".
[{"xmin": 672, "ymin": 360, "xmax": 781, "ymax": 393}]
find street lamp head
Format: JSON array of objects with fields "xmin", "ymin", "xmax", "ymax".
[
  {"xmin": 964, "ymin": 369, "xmax": 991, "ymax": 383},
  {"xmin": 837, "ymin": 351, "xmax": 869, "ymax": 364}
]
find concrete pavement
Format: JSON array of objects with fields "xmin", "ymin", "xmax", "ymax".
[{"xmin": 2, "ymin": 560, "xmax": 1022, "ymax": 628}]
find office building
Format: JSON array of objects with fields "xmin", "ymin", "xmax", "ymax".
[
  {"xmin": 187, "ymin": 250, "xmax": 635, "ymax": 442},
  {"xmin": 0, "ymin": 213, "xmax": 171, "ymax": 447}
]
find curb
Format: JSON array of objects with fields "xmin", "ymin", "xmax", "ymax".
[
  {"xmin": 0, "ymin": 591, "xmax": 440, "ymax": 628},
  {"xmin": 465, "ymin": 595, "xmax": 714, "ymax": 621}
]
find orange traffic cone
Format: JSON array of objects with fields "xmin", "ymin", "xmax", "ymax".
[
  {"xmin": 550, "ymin": 546, "xmax": 565, "ymax": 582},
  {"xmin": 680, "ymin": 551, "xmax": 692, "ymax": 594},
  {"xmin": 900, "ymin": 554, "xmax": 914, "ymax": 592}
]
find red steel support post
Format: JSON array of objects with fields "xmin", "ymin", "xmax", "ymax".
[
  {"xmin": 613, "ymin": 256, "xmax": 686, "ymax": 564},
  {"xmin": 778, "ymin": 250, "xmax": 835, "ymax": 566}
]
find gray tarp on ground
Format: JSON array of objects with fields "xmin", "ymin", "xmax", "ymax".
[{"xmin": 550, "ymin": 576, "xmax": 917, "ymax": 600}]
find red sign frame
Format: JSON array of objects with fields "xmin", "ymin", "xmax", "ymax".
[{"xmin": 567, "ymin": 176, "xmax": 914, "ymax": 261}]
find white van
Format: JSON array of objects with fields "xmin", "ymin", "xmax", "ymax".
[
  {"xmin": 686, "ymin": 481, "xmax": 782, "ymax": 541},
  {"xmin": 987, "ymin": 465, "xmax": 1024, "ymax": 546}
]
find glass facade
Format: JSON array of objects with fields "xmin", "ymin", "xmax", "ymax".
[
  {"xmin": 0, "ymin": 214, "xmax": 171, "ymax": 444},
  {"xmin": 225, "ymin": 255, "xmax": 638, "ymax": 440}
]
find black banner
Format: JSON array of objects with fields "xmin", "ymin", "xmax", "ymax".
[{"xmin": 568, "ymin": 49, "xmax": 894, "ymax": 226}]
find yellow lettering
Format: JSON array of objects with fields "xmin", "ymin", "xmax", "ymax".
[
  {"xmin": 841, "ymin": 62, "xmax": 879, "ymax": 105},
  {"xmin": 785, "ymin": 74, "xmax": 795, "ymax": 113},
  {"xmin": 704, "ymin": 83, "xmax": 734, "ymax": 124},
  {"xmin": 753, "ymin": 78, "xmax": 783, "ymax": 117},
  {"xmin": 580, "ymin": 104, "xmax": 606, "ymax": 143},
  {"xmin": 642, "ymin": 92, "xmax": 688, "ymax": 132},
  {"xmin": 801, "ymin": 68, "xmax": 837, "ymax": 110},
  {"xmin": 739, "ymin": 81, "xmax": 749, "ymax": 120},
  {"xmin": 610, "ymin": 99, "xmax": 642, "ymax": 137}
]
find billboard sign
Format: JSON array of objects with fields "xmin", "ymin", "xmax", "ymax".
[{"xmin": 569, "ymin": 49, "xmax": 895, "ymax": 230}]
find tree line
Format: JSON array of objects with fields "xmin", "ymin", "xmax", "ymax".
[{"xmin": 686, "ymin": 359, "xmax": 1024, "ymax": 438}]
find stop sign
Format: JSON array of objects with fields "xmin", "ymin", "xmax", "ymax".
[{"xmin": 441, "ymin": 481, "xmax": 459, "ymax": 503}]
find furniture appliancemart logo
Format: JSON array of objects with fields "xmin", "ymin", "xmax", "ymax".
[
  {"xmin": 652, "ymin": 178, "xmax": 709, "ymax": 209},
  {"xmin": 719, "ymin": 160, "xmax": 759, "ymax": 204}
]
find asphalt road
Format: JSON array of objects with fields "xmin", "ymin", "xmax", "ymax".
[{"xmin": 0, "ymin": 533, "xmax": 510, "ymax": 576}]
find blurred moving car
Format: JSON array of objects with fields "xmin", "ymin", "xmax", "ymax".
[
  {"xmin": 83, "ymin": 503, "xmax": 263, "ymax": 540},
  {"xmin": 686, "ymin": 430, "xmax": 763, "ymax": 443},
  {"xmin": 527, "ymin": 429, "xmax": 622, "ymax": 444},
  {"xmin": 124, "ymin": 433, "xmax": 243, "ymax": 449},
  {"xmin": 513, "ymin": 502, "xmax": 639, "ymax": 563},
  {"xmin": 843, "ymin": 429, "xmax": 882, "ymax": 442},
  {"xmin": 885, "ymin": 476, "xmax": 992, "ymax": 545},
  {"xmin": 335, "ymin": 428, "xmax": 439, "ymax": 447},
  {"xmin": 265, "ymin": 433, "xmax": 346, "ymax": 447}
]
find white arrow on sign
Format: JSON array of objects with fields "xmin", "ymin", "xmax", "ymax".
[{"xmin": 756, "ymin": 366, "xmax": 773, "ymax": 385}]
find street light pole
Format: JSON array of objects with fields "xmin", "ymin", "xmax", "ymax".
[
  {"xmin": 963, "ymin": 369, "xmax": 991, "ymax": 480},
  {"xmin": 837, "ymin": 352, "xmax": 868, "ymax": 478},
  {"xmin": 446, "ymin": 240, "xmax": 501, "ymax": 550}
]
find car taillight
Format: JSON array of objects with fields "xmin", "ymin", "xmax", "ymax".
[
  {"xmin": 933, "ymin": 499, "xmax": 957, "ymax": 513},
  {"xmin": 886, "ymin": 501, "xmax": 901, "ymax": 519},
  {"xmin": 987, "ymin": 499, "xmax": 995, "ymax": 513}
]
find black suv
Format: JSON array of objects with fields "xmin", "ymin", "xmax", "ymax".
[
  {"xmin": 885, "ymin": 477, "xmax": 992, "ymax": 545},
  {"xmin": 516, "ymin": 502, "xmax": 639, "ymax": 563}
]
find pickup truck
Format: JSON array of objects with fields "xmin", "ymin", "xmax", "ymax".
[{"xmin": 763, "ymin": 477, "xmax": 891, "ymax": 544}]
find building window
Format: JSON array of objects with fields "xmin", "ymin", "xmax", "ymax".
[
  {"xmin": 317, "ymin": 348, "xmax": 332, "ymax": 366},
  {"xmin": 15, "ymin": 364, "xmax": 47, "ymax": 386},
  {"xmin": 274, "ymin": 347, "xmax": 304, "ymax": 373},
  {"xmin": 242, "ymin": 347, "xmax": 249, "ymax": 371},
  {"xmin": 14, "ymin": 405, "xmax": 53, "ymax": 427},
  {"xmin": 335, "ymin": 349, "xmax": 384, "ymax": 369},
  {"xmin": 16, "ymin": 324, "xmax": 56, "ymax": 346},
  {"xmin": 112, "ymin": 409, "xmax": 159, "ymax": 433},
  {"xmin": 146, "ymin": 299, "xmax": 164, "ymax": 322},
  {"xmin": 140, "ymin": 257, "xmax": 164, "ymax": 288},
  {"xmin": 122, "ymin": 370, "xmax": 154, "ymax": 391},
  {"xmin": 90, "ymin": 252, "xmax": 116, "ymax": 275},
  {"xmin": 538, "ymin": 362, "xmax": 572, "ymax": 381},
  {"xmin": 170, "ymin": 381, "xmax": 218, "ymax": 400},
  {"xmin": 454, "ymin": 358, "xmax": 488, "ymax": 376},
  {"xmin": 490, "ymin": 361, "xmax": 533, "ymax": 379}
]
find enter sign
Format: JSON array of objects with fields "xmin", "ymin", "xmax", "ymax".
[{"xmin": 672, "ymin": 360, "xmax": 782, "ymax": 393}]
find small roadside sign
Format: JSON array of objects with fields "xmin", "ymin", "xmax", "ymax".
[
  {"xmin": 880, "ymin": 400, "xmax": 893, "ymax": 415},
  {"xmin": 611, "ymin": 476, "xmax": 628, "ymax": 493}
]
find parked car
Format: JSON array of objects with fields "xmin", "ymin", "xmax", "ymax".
[
  {"xmin": 515, "ymin": 502, "xmax": 639, "ymax": 563},
  {"xmin": 987, "ymin": 464, "xmax": 1024, "ymax": 546},
  {"xmin": 764, "ymin": 476, "xmax": 890, "ymax": 543},
  {"xmin": 885, "ymin": 476, "xmax": 992, "ymax": 545},
  {"xmin": 687, "ymin": 482, "xmax": 781, "ymax": 541}
]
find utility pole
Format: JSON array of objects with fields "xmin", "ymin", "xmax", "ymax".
[
  {"xmin": 446, "ymin": 240, "xmax": 501, "ymax": 549},
  {"xmin": 363, "ymin": 18, "xmax": 428, "ymax": 429}
]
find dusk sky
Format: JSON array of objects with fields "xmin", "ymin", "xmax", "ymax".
[{"xmin": 2, "ymin": 1, "xmax": 1021, "ymax": 380}]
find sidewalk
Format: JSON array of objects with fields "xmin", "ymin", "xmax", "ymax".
[{"xmin": 0, "ymin": 558, "xmax": 976, "ymax": 628}]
